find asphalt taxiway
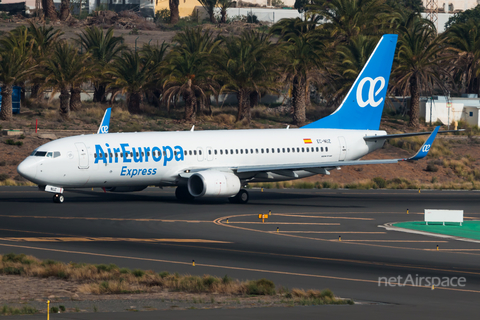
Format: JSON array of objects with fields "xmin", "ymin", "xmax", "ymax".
[{"xmin": 1, "ymin": 186, "xmax": 480, "ymax": 319}]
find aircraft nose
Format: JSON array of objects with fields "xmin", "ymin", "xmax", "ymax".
[{"xmin": 17, "ymin": 159, "xmax": 37, "ymax": 181}]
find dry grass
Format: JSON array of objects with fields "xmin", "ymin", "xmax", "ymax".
[{"xmin": 0, "ymin": 253, "xmax": 350, "ymax": 303}]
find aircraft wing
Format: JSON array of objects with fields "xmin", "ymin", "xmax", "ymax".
[
  {"xmin": 235, "ymin": 126, "xmax": 440, "ymax": 174},
  {"xmin": 97, "ymin": 108, "xmax": 111, "ymax": 134},
  {"xmin": 363, "ymin": 129, "xmax": 463, "ymax": 141}
]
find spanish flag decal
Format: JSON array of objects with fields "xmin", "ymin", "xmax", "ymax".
[{"xmin": 303, "ymin": 138, "xmax": 312, "ymax": 144}]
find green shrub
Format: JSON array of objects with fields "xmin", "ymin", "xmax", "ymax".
[
  {"xmin": 132, "ymin": 269, "xmax": 145, "ymax": 277},
  {"xmin": 372, "ymin": 177, "xmax": 386, "ymax": 188},
  {"xmin": 4, "ymin": 139, "xmax": 22, "ymax": 146},
  {"xmin": 0, "ymin": 174, "xmax": 8, "ymax": 181},
  {"xmin": 426, "ymin": 163, "xmax": 438, "ymax": 172},
  {"xmin": 203, "ymin": 275, "xmax": 220, "ymax": 288},
  {"xmin": 222, "ymin": 274, "xmax": 232, "ymax": 284},
  {"xmin": 119, "ymin": 268, "xmax": 131, "ymax": 274},
  {"xmin": 2, "ymin": 253, "xmax": 26, "ymax": 263},
  {"xmin": 246, "ymin": 278, "xmax": 275, "ymax": 295},
  {"xmin": 59, "ymin": 305, "xmax": 66, "ymax": 312},
  {"xmin": 42, "ymin": 259, "xmax": 58, "ymax": 266},
  {"xmin": 1, "ymin": 266, "xmax": 24, "ymax": 275},
  {"xmin": 50, "ymin": 306, "xmax": 59, "ymax": 313},
  {"xmin": 96, "ymin": 264, "xmax": 118, "ymax": 272},
  {"xmin": 159, "ymin": 271, "xmax": 169, "ymax": 278}
]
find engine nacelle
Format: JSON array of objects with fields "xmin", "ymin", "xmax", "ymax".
[
  {"xmin": 105, "ymin": 186, "xmax": 148, "ymax": 192},
  {"xmin": 188, "ymin": 171, "xmax": 241, "ymax": 197}
]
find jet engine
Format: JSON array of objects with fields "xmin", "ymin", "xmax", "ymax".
[{"xmin": 187, "ymin": 171, "xmax": 241, "ymax": 197}]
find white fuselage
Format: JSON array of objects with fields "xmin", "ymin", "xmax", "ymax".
[{"xmin": 17, "ymin": 128, "xmax": 386, "ymax": 188}]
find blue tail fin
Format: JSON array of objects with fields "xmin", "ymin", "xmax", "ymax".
[
  {"xmin": 97, "ymin": 108, "xmax": 111, "ymax": 134},
  {"xmin": 302, "ymin": 34, "xmax": 398, "ymax": 130}
]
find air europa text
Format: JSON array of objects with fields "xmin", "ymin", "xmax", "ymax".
[{"xmin": 94, "ymin": 143, "xmax": 184, "ymax": 166}]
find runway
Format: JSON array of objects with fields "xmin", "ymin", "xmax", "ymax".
[{"xmin": 1, "ymin": 186, "xmax": 480, "ymax": 319}]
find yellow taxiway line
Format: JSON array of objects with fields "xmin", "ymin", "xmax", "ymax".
[{"xmin": 0, "ymin": 237, "xmax": 231, "ymax": 243}]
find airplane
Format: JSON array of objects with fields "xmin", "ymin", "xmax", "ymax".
[{"xmin": 17, "ymin": 34, "xmax": 447, "ymax": 203}]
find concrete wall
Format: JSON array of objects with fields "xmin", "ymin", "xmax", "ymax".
[{"xmin": 420, "ymin": 96, "xmax": 480, "ymax": 126}]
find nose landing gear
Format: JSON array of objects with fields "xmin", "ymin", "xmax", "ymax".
[{"xmin": 53, "ymin": 194, "xmax": 64, "ymax": 203}]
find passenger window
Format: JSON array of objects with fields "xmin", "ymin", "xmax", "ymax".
[
  {"xmin": 321, "ymin": 147, "xmax": 324, "ymax": 152},
  {"xmin": 297, "ymin": 147, "xmax": 300, "ymax": 152},
  {"xmin": 184, "ymin": 151, "xmax": 187, "ymax": 156},
  {"xmin": 54, "ymin": 151, "xmax": 61, "ymax": 158},
  {"xmin": 215, "ymin": 150, "xmax": 217, "ymax": 155},
  {"xmin": 189, "ymin": 150, "xmax": 192, "ymax": 156},
  {"xmin": 104, "ymin": 153, "xmax": 108, "ymax": 158},
  {"xmin": 236, "ymin": 149, "xmax": 238, "ymax": 154},
  {"xmin": 250, "ymin": 149, "xmax": 253, "ymax": 154},
  {"xmin": 302, "ymin": 148, "xmax": 304, "ymax": 152},
  {"xmin": 326, "ymin": 147, "xmax": 328, "ymax": 152},
  {"xmin": 316, "ymin": 147, "xmax": 319, "ymax": 152},
  {"xmin": 306, "ymin": 148, "xmax": 309, "ymax": 152},
  {"xmin": 110, "ymin": 153, "xmax": 113, "ymax": 157},
  {"xmin": 225, "ymin": 149, "xmax": 228, "ymax": 154},
  {"xmin": 141, "ymin": 152, "xmax": 144, "ymax": 157},
  {"xmin": 287, "ymin": 148, "xmax": 290, "ymax": 152},
  {"xmin": 261, "ymin": 149, "xmax": 264, "ymax": 153},
  {"xmin": 114, "ymin": 153, "xmax": 118, "ymax": 158},
  {"xmin": 194, "ymin": 150, "xmax": 197, "ymax": 155},
  {"xmin": 163, "ymin": 151, "xmax": 166, "ymax": 156},
  {"xmin": 199, "ymin": 150, "xmax": 202, "ymax": 155},
  {"xmin": 272, "ymin": 148, "xmax": 274, "ymax": 153},
  {"xmin": 266, "ymin": 148, "xmax": 269, "ymax": 153},
  {"xmin": 282, "ymin": 148, "xmax": 285, "ymax": 153},
  {"xmin": 277, "ymin": 148, "xmax": 280, "ymax": 153},
  {"xmin": 230, "ymin": 149, "xmax": 233, "ymax": 154},
  {"xmin": 245, "ymin": 149, "xmax": 248, "ymax": 154},
  {"xmin": 311, "ymin": 147, "xmax": 314, "ymax": 152},
  {"xmin": 208, "ymin": 150, "xmax": 211, "ymax": 155},
  {"xmin": 292, "ymin": 148, "xmax": 295, "ymax": 153},
  {"xmin": 220, "ymin": 150, "xmax": 223, "ymax": 155},
  {"xmin": 256, "ymin": 149, "xmax": 258, "ymax": 153},
  {"xmin": 94, "ymin": 153, "xmax": 97, "ymax": 158}
]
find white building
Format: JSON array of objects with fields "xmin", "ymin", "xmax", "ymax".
[{"xmin": 420, "ymin": 95, "xmax": 480, "ymax": 127}]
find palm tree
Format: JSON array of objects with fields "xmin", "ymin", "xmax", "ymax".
[
  {"xmin": 169, "ymin": 0, "xmax": 180, "ymax": 24},
  {"xmin": 105, "ymin": 50, "xmax": 156, "ymax": 114},
  {"xmin": 0, "ymin": 28, "xmax": 35, "ymax": 121},
  {"xmin": 198, "ymin": 0, "xmax": 218, "ymax": 23},
  {"xmin": 214, "ymin": 31, "xmax": 279, "ymax": 123},
  {"xmin": 162, "ymin": 28, "xmax": 220, "ymax": 121},
  {"xmin": 76, "ymin": 26, "xmax": 126, "ymax": 103},
  {"xmin": 39, "ymin": 42, "xmax": 94, "ymax": 119},
  {"xmin": 60, "ymin": 0, "xmax": 70, "ymax": 21},
  {"xmin": 272, "ymin": 18, "xmax": 327, "ymax": 125},
  {"xmin": 27, "ymin": 22, "xmax": 63, "ymax": 99},
  {"xmin": 444, "ymin": 21, "xmax": 480, "ymax": 95},
  {"xmin": 309, "ymin": 0, "xmax": 393, "ymax": 43},
  {"xmin": 218, "ymin": 0, "xmax": 234, "ymax": 23},
  {"xmin": 140, "ymin": 42, "xmax": 170, "ymax": 108},
  {"xmin": 0, "ymin": 49, "xmax": 35, "ymax": 121},
  {"xmin": 333, "ymin": 35, "xmax": 379, "ymax": 104},
  {"xmin": 42, "ymin": 0, "xmax": 58, "ymax": 20},
  {"xmin": 392, "ymin": 17, "xmax": 446, "ymax": 128}
]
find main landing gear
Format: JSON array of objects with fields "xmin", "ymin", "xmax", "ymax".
[
  {"xmin": 228, "ymin": 189, "xmax": 249, "ymax": 204},
  {"xmin": 175, "ymin": 186, "xmax": 195, "ymax": 202},
  {"xmin": 53, "ymin": 193, "xmax": 64, "ymax": 203}
]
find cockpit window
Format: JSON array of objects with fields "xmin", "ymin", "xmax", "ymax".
[
  {"xmin": 30, "ymin": 148, "xmax": 38, "ymax": 156},
  {"xmin": 46, "ymin": 152, "xmax": 53, "ymax": 158},
  {"xmin": 54, "ymin": 151, "xmax": 61, "ymax": 158},
  {"xmin": 34, "ymin": 151, "xmax": 47, "ymax": 157}
]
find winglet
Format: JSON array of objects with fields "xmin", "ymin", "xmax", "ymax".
[
  {"xmin": 97, "ymin": 108, "xmax": 111, "ymax": 134},
  {"xmin": 405, "ymin": 126, "xmax": 440, "ymax": 161}
]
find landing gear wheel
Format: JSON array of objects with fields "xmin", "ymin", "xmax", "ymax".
[
  {"xmin": 230, "ymin": 189, "xmax": 249, "ymax": 204},
  {"xmin": 175, "ymin": 186, "xmax": 194, "ymax": 202},
  {"xmin": 53, "ymin": 194, "xmax": 64, "ymax": 203}
]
